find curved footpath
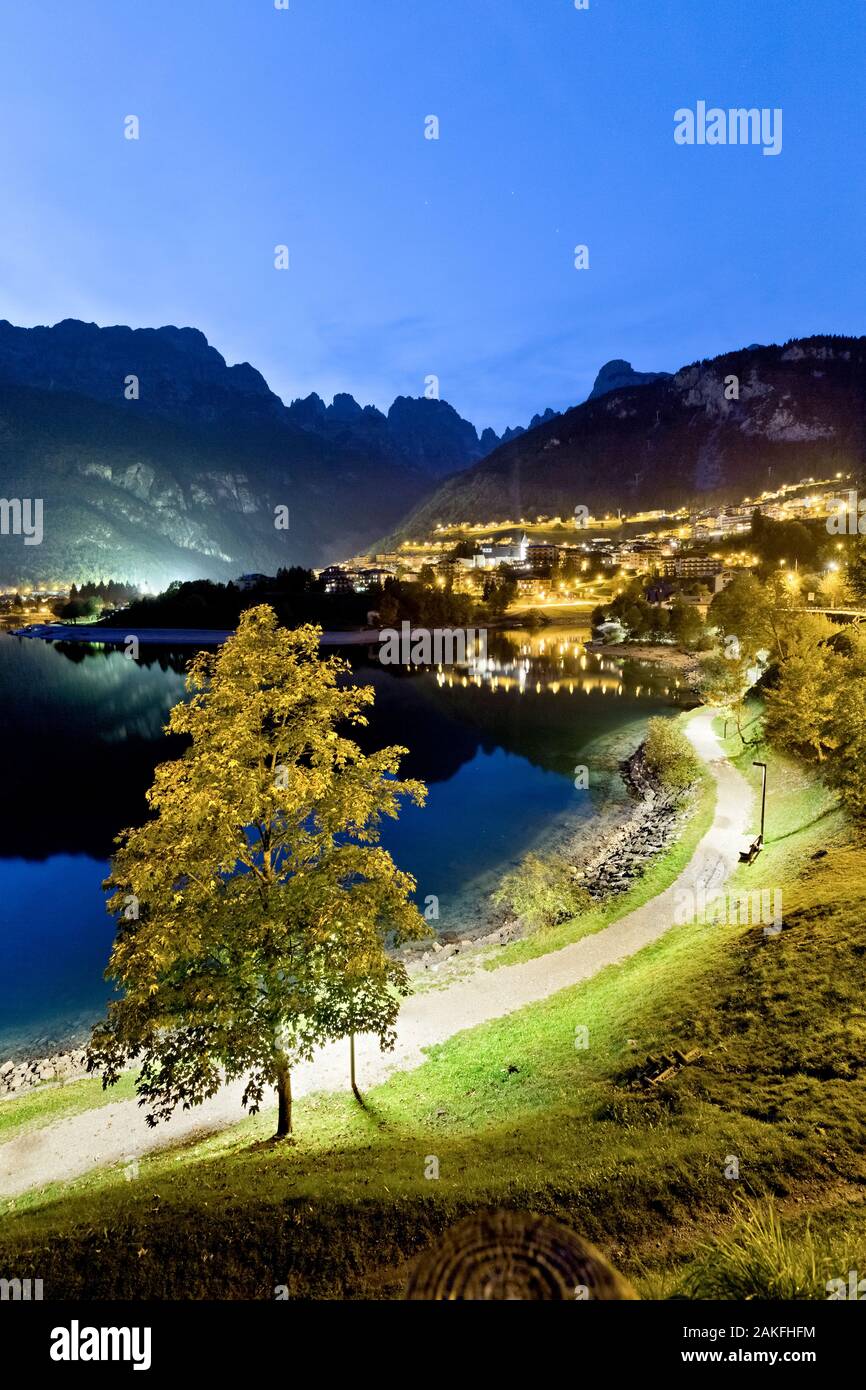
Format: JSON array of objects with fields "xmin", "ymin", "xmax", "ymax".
[{"xmin": 0, "ymin": 710, "xmax": 752, "ymax": 1200}]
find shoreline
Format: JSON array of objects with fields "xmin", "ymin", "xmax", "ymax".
[
  {"xmin": 1, "ymin": 741, "xmax": 684, "ymax": 1095},
  {"xmin": 587, "ymin": 640, "xmax": 702, "ymax": 685},
  {"xmin": 400, "ymin": 736, "xmax": 696, "ymax": 977},
  {"xmin": 10, "ymin": 624, "xmax": 381, "ymax": 646}
]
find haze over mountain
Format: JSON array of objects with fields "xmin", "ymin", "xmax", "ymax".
[
  {"xmin": 0, "ymin": 319, "xmax": 554, "ymax": 586},
  {"xmin": 391, "ymin": 337, "xmax": 866, "ymax": 540}
]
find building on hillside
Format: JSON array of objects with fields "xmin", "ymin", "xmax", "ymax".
[
  {"xmin": 320, "ymin": 566, "xmax": 356, "ymax": 594},
  {"xmin": 712, "ymin": 567, "xmax": 751, "ymax": 594},
  {"xmin": 692, "ymin": 511, "xmax": 751, "ymax": 540},
  {"xmin": 320, "ymin": 565, "xmax": 395, "ymax": 593},
  {"xmin": 357, "ymin": 567, "xmax": 396, "ymax": 586},
  {"xmin": 611, "ymin": 543, "xmax": 666, "ymax": 573},
  {"xmin": 663, "ymin": 556, "xmax": 724, "ymax": 580},
  {"xmin": 474, "ymin": 533, "xmax": 528, "ymax": 569},
  {"xmin": 526, "ymin": 541, "xmax": 560, "ymax": 571},
  {"xmin": 236, "ymin": 573, "xmax": 273, "ymax": 591}
]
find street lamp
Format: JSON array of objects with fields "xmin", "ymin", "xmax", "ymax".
[
  {"xmin": 754, "ymin": 761, "xmax": 767, "ymax": 844},
  {"xmin": 739, "ymin": 761, "xmax": 767, "ymax": 864}
]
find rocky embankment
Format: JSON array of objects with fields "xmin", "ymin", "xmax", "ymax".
[
  {"xmin": 403, "ymin": 739, "xmax": 697, "ymax": 979},
  {"xmin": 1, "ymin": 1047, "xmax": 90, "ymax": 1099},
  {"xmin": 576, "ymin": 744, "xmax": 693, "ymax": 899}
]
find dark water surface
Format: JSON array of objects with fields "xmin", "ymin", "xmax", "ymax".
[{"xmin": 0, "ymin": 626, "xmax": 686, "ymax": 1054}]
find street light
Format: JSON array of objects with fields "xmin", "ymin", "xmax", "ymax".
[
  {"xmin": 754, "ymin": 761, "xmax": 767, "ymax": 843},
  {"xmin": 739, "ymin": 761, "xmax": 767, "ymax": 864}
]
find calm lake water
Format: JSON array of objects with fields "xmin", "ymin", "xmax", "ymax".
[{"xmin": 0, "ymin": 625, "xmax": 687, "ymax": 1055}]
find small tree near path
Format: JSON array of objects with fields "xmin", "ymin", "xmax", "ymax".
[
  {"xmin": 87, "ymin": 606, "xmax": 431, "ymax": 1139},
  {"xmin": 697, "ymin": 652, "xmax": 754, "ymax": 744}
]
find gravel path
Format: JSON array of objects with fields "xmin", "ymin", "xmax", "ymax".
[{"xmin": 0, "ymin": 710, "xmax": 751, "ymax": 1200}]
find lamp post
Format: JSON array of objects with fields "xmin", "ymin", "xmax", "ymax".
[
  {"xmin": 739, "ymin": 761, "xmax": 767, "ymax": 864},
  {"xmin": 753, "ymin": 761, "xmax": 767, "ymax": 846}
]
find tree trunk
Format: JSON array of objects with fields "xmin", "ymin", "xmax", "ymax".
[
  {"xmin": 349, "ymin": 1031, "xmax": 365, "ymax": 1107},
  {"xmin": 275, "ymin": 1051, "xmax": 292, "ymax": 1138}
]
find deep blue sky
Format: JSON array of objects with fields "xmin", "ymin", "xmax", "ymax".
[{"xmin": 0, "ymin": 0, "xmax": 863, "ymax": 432}]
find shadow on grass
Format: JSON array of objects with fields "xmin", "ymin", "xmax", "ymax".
[{"xmin": 767, "ymin": 802, "xmax": 841, "ymax": 844}]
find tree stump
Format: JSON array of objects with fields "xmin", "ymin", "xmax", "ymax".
[{"xmin": 405, "ymin": 1210, "xmax": 639, "ymax": 1300}]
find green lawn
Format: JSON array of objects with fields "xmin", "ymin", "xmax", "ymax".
[
  {"xmin": 0, "ymin": 1071, "xmax": 139, "ymax": 1145},
  {"xmin": 2, "ymin": 707, "xmax": 863, "ymax": 1299}
]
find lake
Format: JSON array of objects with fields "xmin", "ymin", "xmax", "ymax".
[{"xmin": 0, "ymin": 625, "xmax": 688, "ymax": 1056}]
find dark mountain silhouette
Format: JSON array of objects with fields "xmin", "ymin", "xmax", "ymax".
[
  {"xmin": 391, "ymin": 337, "xmax": 866, "ymax": 538},
  {"xmin": 0, "ymin": 319, "xmax": 559, "ymax": 584},
  {"xmin": 588, "ymin": 359, "xmax": 671, "ymax": 400},
  {"xmin": 284, "ymin": 388, "xmax": 560, "ymax": 478}
]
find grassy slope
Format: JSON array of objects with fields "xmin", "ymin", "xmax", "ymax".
[
  {"xmin": 0, "ymin": 1072, "xmax": 139, "ymax": 1145},
  {"xmin": 1, "ymin": 715, "xmax": 864, "ymax": 1299}
]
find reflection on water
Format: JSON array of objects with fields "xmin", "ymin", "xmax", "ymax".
[
  {"xmin": 445, "ymin": 629, "xmax": 683, "ymax": 700},
  {"xmin": 0, "ymin": 625, "xmax": 688, "ymax": 1053}
]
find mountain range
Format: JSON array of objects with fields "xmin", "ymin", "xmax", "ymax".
[
  {"xmin": 393, "ymin": 337, "xmax": 866, "ymax": 540},
  {"xmin": 0, "ymin": 319, "xmax": 863, "ymax": 586},
  {"xmin": 0, "ymin": 319, "xmax": 563, "ymax": 586}
]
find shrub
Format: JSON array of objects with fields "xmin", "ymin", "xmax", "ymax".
[
  {"xmin": 492, "ymin": 852, "xmax": 590, "ymax": 932},
  {"xmin": 679, "ymin": 1201, "xmax": 844, "ymax": 1301},
  {"xmin": 643, "ymin": 717, "xmax": 701, "ymax": 799}
]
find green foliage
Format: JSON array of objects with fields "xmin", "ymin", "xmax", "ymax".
[
  {"xmin": 750, "ymin": 508, "xmax": 822, "ymax": 569},
  {"xmin": 824, "ymin": 628, "xmax": 866, "ymax": 818},
  {"xmin": 87, "ymin": 605, "xmax": 431, "ymax": 1136},
  {"xmin": 845, "ymin": 535, "xmax": 866, "ymax": 601},
  {"xmin": 680, "ymin": 1201, "xmax": 831, "ymax": 1301},
  {"xmin": 667, "ymin": 598, "xmax": 704, "ymax": 648},
  {"xmin": 377, "ymin": 577, "xmax": 477, "ymax": 628},
  {"xmin": 449, "ymin": 540, "xmax": 477, "ymax": 561},
  {"xmin": 492, "ymin": 851, "xmax": 590, "ymax": 932},
  {"xmin": 697, "ymin": 652, "xmax": 753, "ymax": 737},
  {"xmin": 643, "ymin": 717, "xmax": 701, "ymax": 797},
  {"xmin": 594, "ymin": 580, "xmax": 675, "ymax": 642},
  {"xmin": 481, "ymin": 572, "xmax": 517, "ymax": 616},
  {"xmin": 764, "ymin": 616, "xmax": 846, "ymax": 762},
  {"xmin": 57, "ymin": 595, "xmax": 104, "ymax": 622},
  {"xmin": 707, "ymin": 573, "xmax": 776, "ymax": 661}
]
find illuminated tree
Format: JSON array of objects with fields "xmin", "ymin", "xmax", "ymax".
[
  {"xmin": 844, "ymin": 536, "xmax": 866, "ymax": 602},
  {"xmin": 764, "ymin": 617, "xmax": 846, "ymax": 762},
  {"xmin": 827, "ymin": 629, "xmax": 866, "ymax": 819},
  {"xmin": 88, "ymin": 606, "xmax": 429, "ymax": 1138},
  {"xmin": 697, "ymin": 652, "xmax": 753, "ymax": 742},
  {"xmin": 708, "ymin": 573, "xmax": 775, "ymax": 661}
]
